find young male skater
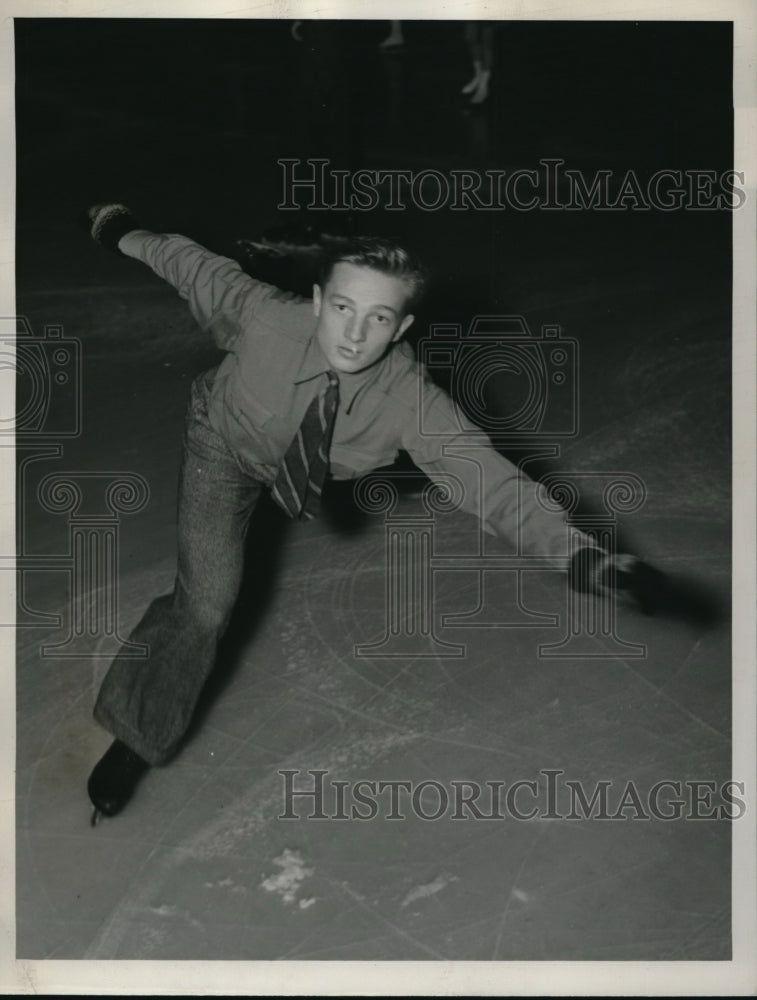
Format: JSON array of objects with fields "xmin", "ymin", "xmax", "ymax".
[{"xmin": 84, "ymin": 203, "xmax": 666, "ymax": 822}]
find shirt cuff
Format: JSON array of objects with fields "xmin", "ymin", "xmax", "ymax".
[{"xmin": 117, "ymin": 228, "xmax": 154, "ymax": 258}]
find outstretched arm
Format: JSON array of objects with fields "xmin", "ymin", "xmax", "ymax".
[
  {"xmin": 84, "ymin": 203, "xmax": 274, "ymax": 352},
  {"xmin": 400, "ymin": 369, "xmax": 704, "ymax": 619}
]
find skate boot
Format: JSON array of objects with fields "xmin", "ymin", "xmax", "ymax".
[{"xmin": 88, "ymin": 739, "xmax": 150, "ymax": 825}]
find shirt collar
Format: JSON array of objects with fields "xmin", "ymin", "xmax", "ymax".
[
  {"xmin": 293, "ymin": 332, "xmax": 330, "ymax": 384},
  {"xmin": 293, "ymin": 332, "xmax": 378, "ymax": 414}
]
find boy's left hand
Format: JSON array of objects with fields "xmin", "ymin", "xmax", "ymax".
[{"xmin": 570, "ymin": 547, "xmax": 725, "ymax": 626}]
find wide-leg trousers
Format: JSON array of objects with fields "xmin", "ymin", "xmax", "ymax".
[{"xmin": 94, "ymin": 375, "xmax": 264, "ymax": 765}]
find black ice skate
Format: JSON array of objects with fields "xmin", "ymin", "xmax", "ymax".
[{"xmin": 87, "ymin": 739, "xmax": 150, "ymax": 825}]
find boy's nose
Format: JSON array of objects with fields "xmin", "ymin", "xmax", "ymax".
[{"xmin": 346, "ymin": 318, "xmax": 368, "ymax": 343}]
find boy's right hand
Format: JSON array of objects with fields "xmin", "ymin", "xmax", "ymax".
[{"xmin": 81, "ymin": 203, "xmax": 141, "ymax": 254}]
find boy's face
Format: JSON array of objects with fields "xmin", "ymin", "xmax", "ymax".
[{"xmin": 313, "ymin": 262, "xmax": 415, "ymax": 375}]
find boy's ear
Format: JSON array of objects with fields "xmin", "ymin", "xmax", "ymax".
[
  {"xmin": 394, "ymin": 313, "xmax": 415, "ymax": 341},
  {"xmin": 312, "ymin": 284, "xmax": 322, "ymax": 317}
]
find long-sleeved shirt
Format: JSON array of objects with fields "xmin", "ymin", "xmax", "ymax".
[{"xmin": 119, "ymin": 230, "xmax": 588, "ymax": 566}]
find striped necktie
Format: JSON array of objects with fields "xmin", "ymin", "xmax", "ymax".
[{"xmin": 271, "ymin": 371, "xmax": 340, "ymax": 520}]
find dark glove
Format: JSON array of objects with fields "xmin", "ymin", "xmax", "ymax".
[
  {"xmin": 569, "ymin": 547, "xmax": 724, "ymax": 625},
  {"xmin": 81, "ymin": 203, "xmax": 140, "ymax": 254}
]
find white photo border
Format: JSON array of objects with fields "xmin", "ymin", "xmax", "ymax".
[{"xmin": 1, "ymin": 0, "xmax": 755, "ymax": 995}]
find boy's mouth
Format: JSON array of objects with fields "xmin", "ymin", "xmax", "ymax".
[{"xmin": 338, "ymin": 345, "xmax": 361, "ymax": 359}]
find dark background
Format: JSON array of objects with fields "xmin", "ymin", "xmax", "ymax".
[
  {"xmin": 14, "ymin": 17, "xmax": 734, "ymax": 530},
  {"xmin": 16, "ymin": 18, "xmax": 733, "ymax": 297}
]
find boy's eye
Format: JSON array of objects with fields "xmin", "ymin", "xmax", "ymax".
[{"xmin": 374, "ymin": 314, "xmax": 390, "ymax": 324}]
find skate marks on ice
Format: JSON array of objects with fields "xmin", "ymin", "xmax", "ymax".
[
  {"xmin": 79, "ymin": 528, "xmax": 730, "ymax": 960},
  {"xmin": 80, "ymin": 724, "xmax": 428, "ymax": 959}
]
